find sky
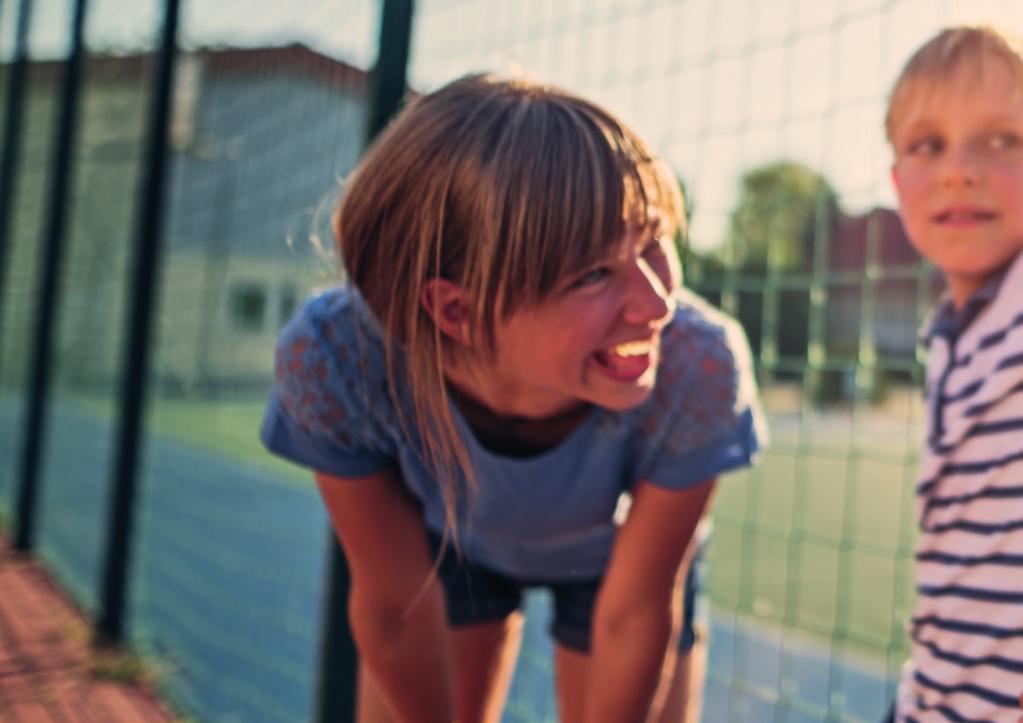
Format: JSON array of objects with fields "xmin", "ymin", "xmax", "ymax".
[{"xmin": 3, "ymin": 0, "xmax": 1022, "ymax": 251}]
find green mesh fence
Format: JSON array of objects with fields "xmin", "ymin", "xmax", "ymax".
[{"xmin": 1, "ymin": 1, "xmax": 1021, "ymax": 722}]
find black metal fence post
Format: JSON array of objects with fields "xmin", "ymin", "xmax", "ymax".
[
  {"xmin": 314, "ymin": 2, "xmax": 415, "ymax": 721},
  {"xmin": 12, "ymin": 0, "xmax": 88, "ymax": 554},
  {"xmin": 0, "ymin": 0, "xmax": 32, "ymax": 350},
  {"xmin": 365, "ymin": 0, "xmax": 415, "ymax": 145},
  {"xmin": 96, "ymin": 0, "xmax": 180, "ymax": 644}
]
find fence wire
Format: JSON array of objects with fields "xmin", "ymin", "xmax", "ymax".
[{"xmin": 1, "ymin": 1, "xmax": 1021, "ymax": 721}]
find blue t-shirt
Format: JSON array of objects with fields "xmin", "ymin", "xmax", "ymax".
[{"xmin": 260, "ymin": 286, "xmax": 766, "ymax": 580}]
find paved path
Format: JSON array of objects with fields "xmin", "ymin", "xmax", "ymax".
[{"xmin": 0, "ymin": 536, "xmax": 176, "ymax": 722}]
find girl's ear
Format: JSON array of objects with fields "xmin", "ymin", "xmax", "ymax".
[{"xmin": 421, "ymin": 278, "xmax": 472, "ymax": 346}]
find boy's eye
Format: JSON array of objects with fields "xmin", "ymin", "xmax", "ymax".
[
  {"xmin": 905, "ymin": 136, "xmax": 942, "ymax": 156},
  {"xmin": 988, "ymin": 131, "xmax": 1021, "ymax": 151}
]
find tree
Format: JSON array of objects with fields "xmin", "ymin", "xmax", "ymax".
[
  {"xmin": 724, "ymin": 160, "xmax": 840, "ymax": 272},
  {"xmin": 719, "ymin": 162, "xmax": 843, "ymax": 388}
]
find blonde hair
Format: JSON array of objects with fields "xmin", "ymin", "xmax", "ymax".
[
  {"xmin": 333, "ymin": 73, "xmax": 684, "ymax": 529},
  {"xmin": 886, "ymin": 25, "xmax": 1023, "ymax": 142}
]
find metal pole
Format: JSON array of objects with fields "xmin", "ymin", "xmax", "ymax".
[
  {"xmin": 96, "ymin": 0, "xmax": 180, "ymax": 644},
  {"xmin": 315, "ymin": 2, "xmax": 414, "ymax": 721},
  {"xmin": 0, "ymin": 0, "xmax": 32, "ymax": 339},
  {"xmin": 12, "ymin": 0, "xmax": 88, "ymax": 551},
  {"xmin": 365, "ymin": 0, "xmax": 415, "ymax": 144}
]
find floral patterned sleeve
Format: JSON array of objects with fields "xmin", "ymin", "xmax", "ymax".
[
  {"xmin": 633, "ymin": 296, "xmax": 767, "ymax": 489},
  {"xmin": 259, "ymin": 288, "xmax": 398, "ymax": 478}
]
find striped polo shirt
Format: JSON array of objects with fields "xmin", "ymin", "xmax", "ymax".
[{"xmin": 897, "ymin": 250, "xmax": 1023, "ymax": 722}]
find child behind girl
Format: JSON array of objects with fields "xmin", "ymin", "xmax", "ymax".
[
  {"xmin": 885, "ymin": 26, "xmax": 1023, "ymax": 722},
  {"xmin": 261, "ymin": 74, "xmax": 765, "ymax": 722}
]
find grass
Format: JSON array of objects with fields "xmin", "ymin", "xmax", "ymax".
[
  {"xmin": 146, "ymin": 397, "xmax": 309, "ymax": 483},
  {"xmin": 72, "ymin": 393, "xmax": 309, "ymax": 484},
  {"xmin": 89, "ymin": 645, "xmax": 153, "ymax": 683},
  {"xmin": 54, "ymin": 607, "xmax": 163, "ymax": 689},
  {"xmin": 57, "ymin": 608, "xmax": 197, "ymax": 723}
]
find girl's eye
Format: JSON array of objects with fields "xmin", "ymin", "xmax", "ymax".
[
  {"xmin": 643, "ymin": 237, "xmax": 668, "ymax": 258},
  {"xmin": 571, "ymin": 266, "xmax": 611, "ymax": 289}
]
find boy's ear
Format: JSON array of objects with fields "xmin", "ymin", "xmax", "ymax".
[
  {"xmin": 421, "ymin": 278, "xmax": 472, "ymax": 346},
  {"xmin": 890, "ymin": 164, "xmax": 901, "ymax": 192}
]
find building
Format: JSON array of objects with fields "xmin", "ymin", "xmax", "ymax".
[
  {"xmin": 826, "ymin": 207, "xmax": 941, "ymax": 365},
  {"xmin": 0, "ymin": 44, "xmax": 369, "ymax": 395}
]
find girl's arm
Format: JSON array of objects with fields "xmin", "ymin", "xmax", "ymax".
[
  {"xmin": 585, "ymin": 477, "xmax": 716, "ymax": 723},
  {"xmin": 315, "ymin": 469, "xmax": 454, "ymax": 722}
]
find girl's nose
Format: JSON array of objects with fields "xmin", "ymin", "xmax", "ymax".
[{"xmin": 623, "ymin": 261, "xmax": 674, "ymax": 327}]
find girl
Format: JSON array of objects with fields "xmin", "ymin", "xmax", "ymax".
[{"xmin": 261, "ymin": 74, "xmax": 765, "ymax": 723}]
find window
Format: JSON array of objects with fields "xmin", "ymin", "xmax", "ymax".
[{"xmin": 229, "ymin": 282, "xmax": 267, "ymax": 332}]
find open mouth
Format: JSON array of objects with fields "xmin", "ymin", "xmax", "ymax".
[{"xmin": 592, "ymin": 340, "xmax": 655, "ymax": 381}]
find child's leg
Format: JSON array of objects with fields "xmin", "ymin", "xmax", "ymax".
[
  {"xmin": 554, "ymin": 644, "xmax": 589, "ymax": 723},
  {"xmin": 648, "ymin": 628, "xmax": 706, "ymax": 723},
  {"xmin": 552, "ymin": 628, "xmax": 705, "ymax": 723},
  {"xmin": 356, "ymin": 662, "xmax": 394, "ymax": 723},
  {"xmin": 649, "ymin": 545, "xmax": 707, "ymax": 722},
  {"xmin": 450, "ymin": 614, "xmax": 525, "ymax": 722},
  {"xmin": 553, "ymin": 544, "xmax": 706, "ymax": 723},
  {"xmin": 355, "ymin": 615, "xmax": 523, "ymax": 723},
  {"xmin": 422, "ymin": 533, "xmax": 526, "ymax": 721}
]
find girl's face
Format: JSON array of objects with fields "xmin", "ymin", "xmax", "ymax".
[{"xmin": 466, "ymin": 221, "xmax": 680, "ymax": 419}]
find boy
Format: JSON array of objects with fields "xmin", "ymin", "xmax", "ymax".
[{"xmin": 886, "ymin": 25, "xmax": 1023, "ymax": 722}]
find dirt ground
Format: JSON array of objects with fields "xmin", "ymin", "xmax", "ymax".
[{"xmin": 0, "ymin": 535, "xmax": 178, "ymax": 722}]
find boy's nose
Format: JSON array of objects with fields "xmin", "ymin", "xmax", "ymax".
[
  {"xmin": 622, "ymin": 261, "xmax": 674, "ymax": 327},
  {"xmin": 940, "ymin": 146, "xmax": 980, "ymax": 188}
]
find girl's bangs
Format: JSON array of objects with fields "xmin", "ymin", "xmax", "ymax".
[{"xmin": 509, "ymin": 116, "xmax": 683, "ymax": 305}]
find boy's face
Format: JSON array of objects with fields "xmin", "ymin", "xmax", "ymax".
[{"xmin": 890, "ymin": 56, "xmax": 1023, "ymax": 307}]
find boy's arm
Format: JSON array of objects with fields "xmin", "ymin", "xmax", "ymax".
[
  {"xmin": 315, "ymin": 468, "xmax": 454, "ymax": 723},
  {"xmin": 584, "ymin": 477, "xmax": 716, "ymax": 723}
]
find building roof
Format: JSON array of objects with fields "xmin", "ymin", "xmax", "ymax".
[
  {"xmin": 830, "ymin": 207, "xmax": 921, "ymax": 271},
  {"xmin": 5, "ymin": 43, "xmax": 369, "ymax": 90},
  {"xmin": 198, "ymin": 44, "xmax": 368, "ymax": 91}
]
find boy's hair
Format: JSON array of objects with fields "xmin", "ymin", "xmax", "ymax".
[
  {"xmin": 885, "ymin": 25, "xmax": 1023, "ymax": 142},
  {"xmin": 333, "ymin": 73, "xmax": 684, "ymax": 527}
]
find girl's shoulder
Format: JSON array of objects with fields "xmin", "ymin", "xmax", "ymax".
[
  {"xmin": 272, "ymin": 285, "xmax": 398, "ymax": 446},
  {"xmin": 275, "ymin": 285, "xmax": 388, "ymax": 389},
  {"xmin": 661, "ymin": 288, "xmax": 755, "ymax": 385},
  {"xmin": 279, "ymin": 285, "xmax": 383, "ymax": 354},
  {"xmin": 609, "ymin": 288, "xmax": 763, "ymax": 470}
]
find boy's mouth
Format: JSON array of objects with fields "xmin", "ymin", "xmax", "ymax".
[
  {"xmin": 592, "ymin": 340, "xmax": 656, "ymax": 381},
  {"xmin": 932, "ymin": 208, "xmax": 997, "ymax": 226}
]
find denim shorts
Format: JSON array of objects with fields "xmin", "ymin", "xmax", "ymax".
[{"xmin": 429, "ymin": 534, "xmax": 705, "ymax": 654}]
